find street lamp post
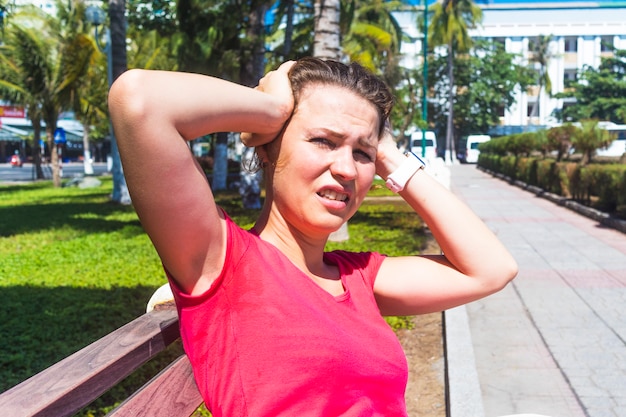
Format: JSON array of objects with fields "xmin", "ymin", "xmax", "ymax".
[{"xmin": 421, "ymin": 0, "xmax": 429, "ymax": 159}]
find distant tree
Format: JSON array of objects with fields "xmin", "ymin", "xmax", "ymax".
[
  {"xmin": 127, "ymin": 28, "xmax": 177, "ymax": 71},
  {"xmin": 126, "ymin": 0, "xmax": 177, "ymax": 37},
  {"xmin": 390, "ymin": 65, "xmax": 424, "ymax": 144},
  {"xmin": 265, "ymin": 0, "xmax": 314, "ymax": 67},
  {"xmin": 56, "ymin": 0, "xmax": 101, "ymax": 176},
  {"xmin": 546, "ymin": 124, "xmax": 577, "ymax": 161},
  {"xmin": 0, "ymin": 10, "xmax": 45, "ymax": 178},
  {"xmin": 573, "ymin": 120, "xmax": 616, "ymax": 165},
  {"xmin": 342, "ymin": 0, "xmax": 403, "ymax": 73},
  {"xmin": 527, "ymin": 34, "xmax": 554, "ymax": 123},
  {"xmin": 0, "ymin": 6, "xmax": 95, "ymax": 187},
  {"xmin": 430, "ymin": 39, "xmax": 533, "ymax": 148},
  {"xmin": 429, "ymin": 0, "xmax": 482, "ymax": 162},
  {"xmin": 558, "ymin": 49, "xmax": 626, "ymax": 124}
]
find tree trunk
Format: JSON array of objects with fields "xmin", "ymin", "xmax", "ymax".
[
  {"xmin": 108, "ymin": 0, "xmax": 131, "ymax": 204},
  {"xmin": 213, "ymin": 132, "xmax": 229, "ymax": 191},
  {"xmin": 240, "ymin": 145, "xmax": 262, "ymax": 209},
  {"xmin": 530, "ymin": 80, "xmax": 542, "ymax": 125},
  {"xmin": 46, "ymin": 118, "xmax": 62, "ymax": 187},
  {"xmin": 50, "ymin": 139, "xmax": 61, "ymax": 187},
  {"xmin": 238, "ymin": 2, "xmax": 268, "ymax": 207},
  {"xmin": 240, "ymin": 1, "xmax": 268, "ymax": 87},
  {"xmin": 30, "ymin": 115, "xmax": 44, "ymax": 179},
  {"xmin": 283, "ymin": 0, "xmax": 295, "ymax": 57},
  {"xmin": 313, "ymin": 0, "xmax": 341, "ymax": 60},
  {"xmin": 82, "ymin": 121, "xmax": 94, "ymax": 175},
  {"xmin": 445, "ymin": 43, "xmax": 455, "ymax": 164}
]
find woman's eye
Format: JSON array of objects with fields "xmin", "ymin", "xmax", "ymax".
[
  {"xmin": 311, "ymin": 138, "xmax": 334, "ymax": 148},
  {"xmin": 355, "ymin": 149, "xmax": 374, "ymax": 162}
]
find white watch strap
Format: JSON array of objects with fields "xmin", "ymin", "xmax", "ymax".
[{"xmin": 385, "ymin": 152, "xmax": 426, "ymax": 193}]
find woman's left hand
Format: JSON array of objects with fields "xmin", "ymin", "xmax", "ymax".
[{"xmin": 375, "ymin": 121, "xmax": 406, "ymax": 180}]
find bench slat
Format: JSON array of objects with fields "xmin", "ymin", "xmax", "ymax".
[
  {"xmin": 0, "ymin": 308, "xmax": 180, "ymax": 417},
  {"xmin": 107, "ymin": 354, "xmax": 203, "ymax": 417}
]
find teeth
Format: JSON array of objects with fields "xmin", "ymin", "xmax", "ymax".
[{"xmin": 319, "ymin": 190, "xmax": 348, "ymax": 202}]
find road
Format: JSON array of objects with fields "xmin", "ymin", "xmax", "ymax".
[{"xmin": 0, "ymin": 162, "xmax": 109, "ymax": 184}]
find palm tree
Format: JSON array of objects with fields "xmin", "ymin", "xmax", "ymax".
[
  {"xmin": 313, "ymin": 0, "xmax": 342, "ymax": 60},
  {"xmin": 429, "ymin": 0, "xmax": 482, "ymax": 163},
  {"xmin": 56, "ymin": 0, "xmax": 101, "ymax": 176},
  {"xmin": 266, "ymin": 0, "xmax": 314, "ymax": 67},
  {"xmin": 528, "ymin": 34, "xmax": 553, "ymax": 124},
  {"xmin": 0, "ymin": 6, "xmax": 95, "ymax": 186},
  {"xmin": 0, "ymin": 15, "xmax": 45, "ymax": 179},
  {"xmin": 342, "ymin": 0, "xmax": 404, "ymax": 73},
  {"xmin": 573, "ymin": 120, "xmax": 615, "ymax": 165}
]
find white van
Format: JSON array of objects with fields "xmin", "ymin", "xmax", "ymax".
[
  {"xmin": 596, "ymin": 125, "xmax": 626, "ymax": 157},
  {"xmin": 464, "ymin": 135, "xmax": 491, "ymax": 163},
  {"xmin": 410, "ymin": 130, "xmax": 437, "ymax": 161}
]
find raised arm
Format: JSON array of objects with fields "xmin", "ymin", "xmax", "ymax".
[
  {"xmin": 108, "ymin": 65, "xmax": 293, "ymax": 295},
  {"xmin": 373, "ymin": 131, "xmax": 518, "ymax": 316}
]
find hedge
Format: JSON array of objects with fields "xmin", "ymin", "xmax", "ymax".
[{"xmin": 478, "ymin": 153, "xmax": 626, "ymax": 217}]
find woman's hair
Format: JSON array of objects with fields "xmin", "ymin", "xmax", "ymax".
[
  {"xmin": 245, "ymin": 57, "xmax": 395, "ymax": 173},
  {"xmin": 288, "ymin": 57, "xmax": 394, "ymax": 136}
]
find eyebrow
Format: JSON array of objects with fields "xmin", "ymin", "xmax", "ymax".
[{"xmin": 310, "ymin": 127, "xmax": 377, "ymax": 148}]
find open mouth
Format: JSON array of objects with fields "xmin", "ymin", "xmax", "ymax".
[{"xmin": 317, "ymin": 189, "xmax": 349, "ymax": 203}]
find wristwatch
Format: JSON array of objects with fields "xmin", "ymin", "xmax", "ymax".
[{"xmin": 385, "ymin": 152, "xmax": 426, "ymax": 193}]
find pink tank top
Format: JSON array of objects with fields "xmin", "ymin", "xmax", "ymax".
[{"xmin": 169, "ymin": 215, "xmax": 409, "ymax": 416}]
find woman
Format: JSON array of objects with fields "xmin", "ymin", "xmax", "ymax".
[{"xmin": 109, "ymin": 57, "xmax": 517, "ymax": 416}]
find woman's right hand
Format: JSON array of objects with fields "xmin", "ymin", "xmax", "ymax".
[{"xmin": 240, "ymin": 60, "xmax": 296, "ymax": 147}]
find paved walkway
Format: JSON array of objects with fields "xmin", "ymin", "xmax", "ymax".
[{"xmin": 449, "ymin": 164, "xmax": 626, "ymax": 417}]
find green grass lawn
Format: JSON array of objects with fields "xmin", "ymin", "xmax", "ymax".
[{"xmin": 0, "ymin": 176, "xmax": 427, "ymax": 415}]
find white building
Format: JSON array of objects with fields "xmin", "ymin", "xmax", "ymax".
[{"xmin": 396, "ymin": 0, "xmax": 626, "ymax": 129}]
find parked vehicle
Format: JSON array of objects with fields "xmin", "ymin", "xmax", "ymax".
[
  {"xmin": 410, "ymin": 130, "xmax": 438, "ymax": 161},
  {"xmin": 10, "ymin": 154, "xmax": 23, "ymax": 167},
  {"xmin": 464, "ymin": 135, "xmax": 491, "ymax": 163},
  {"xmin": 596, "ymin": 125, "xmax": 626, "ymax": 157}
]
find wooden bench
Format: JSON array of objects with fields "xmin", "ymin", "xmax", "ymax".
[{"xmin": 0, "ymin": 302, "xmax": 203, "ymax": 417}]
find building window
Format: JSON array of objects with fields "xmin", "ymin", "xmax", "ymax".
[
  {"xmin": 564, "ymin": 70, "xmax": 577, "ymax": 81},
  {"xmin": 564, "ymin": 37, "xmax": 577, "ymax": 52},
  {"xmin": 600, "ymin": 36, "xmax": 614, "ymax": 52},
  {"xmin": 564, "ymin": 70, "xmax": 577, "ymax": 88},
  {"xmin": 527, "ymin": 102, "xmax": 539, "ymax": 117}
]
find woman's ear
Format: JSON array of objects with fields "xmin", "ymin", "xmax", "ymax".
[
  {"xmin": 258, "ymin": 132, "xmax": 284, "ymax": 168},
  {"xmin": 256, "ymin": 145, "xmax": 272, "ymax": 168}
]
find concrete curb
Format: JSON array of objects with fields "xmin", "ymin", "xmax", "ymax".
[{"xmin": 444, "ymin": 306, "xmax": 486, "ymax": 417}]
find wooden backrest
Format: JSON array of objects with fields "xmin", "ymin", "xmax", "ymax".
[{"xmin": 0, "ymin": 305, "xmax": 202, "ymax": 417}]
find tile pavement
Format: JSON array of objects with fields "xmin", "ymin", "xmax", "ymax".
[{"xmin": 448, "ymin": 164, "xmax": 626, "ymax": 417}]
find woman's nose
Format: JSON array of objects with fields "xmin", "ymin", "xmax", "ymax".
[{"xmin": 330, "ymin": 148, "xmax": 357, "ymax": 180}]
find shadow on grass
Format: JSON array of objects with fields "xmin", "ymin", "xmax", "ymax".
[
  {"xmin": 0, "ymin": 199, "xmax": 142, "ymax": 238},
  {"xmin": 0, "ymin": 285, "xmax": 160, "ymax": 393}
]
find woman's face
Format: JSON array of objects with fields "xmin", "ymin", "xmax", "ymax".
[{"xmin": 268, "ymin": 84, "xmax": 381, "ymax": 237}]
